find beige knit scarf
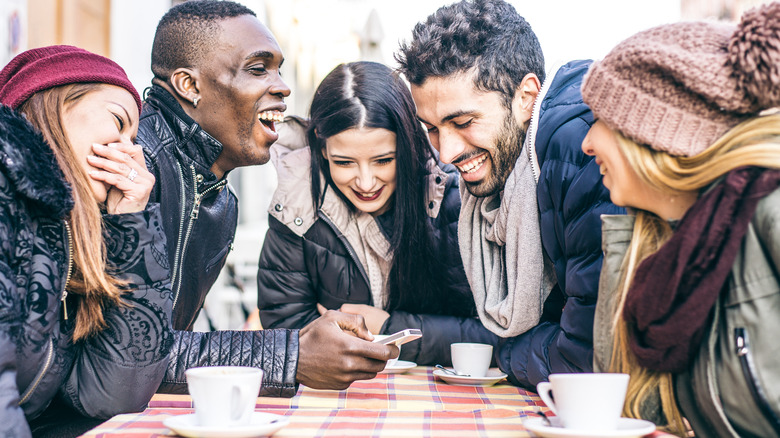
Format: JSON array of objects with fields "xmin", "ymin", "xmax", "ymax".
[{"xmin": 458, "ymin": 148, "xmax": 555, "ymax": 337}]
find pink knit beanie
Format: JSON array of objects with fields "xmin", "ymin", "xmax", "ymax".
[
  {"xmin": 0, "ymin": 45, "xmax": 141, "ymax": 112},
  {"xmin": 582, "ymin": 2, "xmax": 780, "ymax": 157}
]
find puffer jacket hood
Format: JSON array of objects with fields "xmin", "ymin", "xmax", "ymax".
[{"xmin": 0, "ymin": 104, "xmax": 72, "ymax": 217}]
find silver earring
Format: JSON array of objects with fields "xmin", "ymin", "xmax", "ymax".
[{"xmin": 193, "ymin": 96, "xmax": 201, "ymax": 108}]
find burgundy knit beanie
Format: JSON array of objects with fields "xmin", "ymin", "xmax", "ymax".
[
  {"xmin": 582, "ymin": 2, "xmax": 780, "ymax": 157},
  {"xmin": 0, "ymin": 45, "xmax": 141, "ymax": 112}
]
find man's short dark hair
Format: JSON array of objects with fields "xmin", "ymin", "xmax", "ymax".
[
  {"xmin": 151, "ymin": 0, "xmax": 256, "ymax": 81},
  {"xmin": 396, "ymin": 0, "xmax": 545, "ymax": 108}
]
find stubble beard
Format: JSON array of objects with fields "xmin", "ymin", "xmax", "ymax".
[
  {"xmin": 463, "ymin": 111, "xmax": 525, "ymax": 198},
  {"xmin": 236, "ymin": 119, "xmax": 272, "ymax": 168}
]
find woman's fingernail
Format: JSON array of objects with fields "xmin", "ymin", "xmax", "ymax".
[{"xmin": 92, "ymin": 143, "xmax": 105, "ymax": 149}]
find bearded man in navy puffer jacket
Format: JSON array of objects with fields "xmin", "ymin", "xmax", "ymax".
[{"xmin": 397, "ymin": 0, "xmax": 624, "ymax": 389}]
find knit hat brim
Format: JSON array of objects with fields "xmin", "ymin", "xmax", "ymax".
[{"xmin": 0, "ymin": 45, "xmax": 141, "ymax": 112}]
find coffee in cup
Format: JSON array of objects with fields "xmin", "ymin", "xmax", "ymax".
[
  {"xmin": 451, "ymin": 343, "xmax": 493, "ymax": 377},
  {"xmin": 185, "ymin": 366, "xmax": 263, "ymax": 427},
  {"xmin": 536, "ymin": 373, "xmax": 629, "ymax": 431}
]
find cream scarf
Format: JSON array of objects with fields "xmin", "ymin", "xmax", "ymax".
[{"xmin": 458, "ymin": 145, "xmax": 556, "ymax": 337}]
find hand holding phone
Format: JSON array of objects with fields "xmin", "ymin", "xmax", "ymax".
[{"xmin": 372, "ymin": 329, "xmax": 422, "ymax": 346}]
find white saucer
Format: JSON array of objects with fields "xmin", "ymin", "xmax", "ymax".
[
  {"xmin": 432, "ymin": 367, "xmax": 508, "ymax": 386},
  {"xmin": 523, "ymin": 416, "xmax": 656, "ymax": 438},
  {"xmin": 380, "ymin": 360, "xmax": 416, "ymax": 374},
  {"xmin": 163, "ymin": 412, "xmax": 289, "ymax": 438}
]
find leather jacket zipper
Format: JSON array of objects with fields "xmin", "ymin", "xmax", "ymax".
[
  {"xmin": 171, "ymin": 164, "xmax": 227, "ymax": 310},
  {"xmin": 735, "ymin": 328, "xmax": 780, "ymax": 435}
]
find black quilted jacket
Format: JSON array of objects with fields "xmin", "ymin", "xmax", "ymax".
[
  {"xmin": 0, "ymin": 105, "xmax": 173, "ymax": 437},
  {"xmin": 138, "ymin": 86, "xmax": 299, "ymax": 397}
]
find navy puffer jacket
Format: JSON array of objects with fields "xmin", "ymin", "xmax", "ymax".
[
  {"xmin": 495, "ymin": 60, "xmax": 624, "ymax": 388},
  {"xmin": 258, "ymin": 141, "xmax": 499, "ymax": 366},
  {"xmin": 0, "ymin": 105, "xmax": 173, "ymax": 437}
]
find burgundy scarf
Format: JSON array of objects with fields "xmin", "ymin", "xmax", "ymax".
[{"xmin": 624, "ymin": 167, "xmax": 780, "ymax": 373}]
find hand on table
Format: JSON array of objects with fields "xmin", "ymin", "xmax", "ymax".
[
  {"xmin": 317, "ymin": 303, "xmax": 390, "ymax": 335},
  {"xmin": 297, "ymin": 309, "xmax": 398, "ymax": 390},
  {"xmin": 88, "ymin": 142, "xmax": 154, "ymax": 214}
]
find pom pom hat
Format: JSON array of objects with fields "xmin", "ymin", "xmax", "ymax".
[
  {"xmin": 582, "ymin": 2, "xmax": 780, "ymax": 157},
  {"xmin": 0, "ymin": 45, "xmax": 141, "ymax": 112}
]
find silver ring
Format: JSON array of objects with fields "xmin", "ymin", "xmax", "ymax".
[{"xmin": 127, "ymin": 168, "xmax": 138, "ymax": 182}]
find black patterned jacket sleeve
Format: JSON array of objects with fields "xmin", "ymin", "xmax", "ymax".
[
  {"xmin": 159, "ymin": 328, "xmax": 299, "ymax": 398},
  {"xmin": 0, "ymin": 182, "xmax": 28, "ymax": 436},
  {"xmin": 60, "ymin": 203, "xmax": 174, "ymax": 418}
]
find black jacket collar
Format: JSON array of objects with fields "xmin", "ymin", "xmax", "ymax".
[
  {"xmin": 0, "ymin": 105, "xmax": 72, "ymax": 218},
  {"xmin": 144, "ymin": 85, "xmax": 223, "ymax": 180}
]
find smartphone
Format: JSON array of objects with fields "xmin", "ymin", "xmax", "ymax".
[{"xmin": 372, "ymin": 329, "xmax": 422, "ymax": 346}]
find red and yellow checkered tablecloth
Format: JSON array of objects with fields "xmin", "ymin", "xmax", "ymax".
[{"xmin": 80, "ymin": 367, "xmax": 676, "ymax": 437}]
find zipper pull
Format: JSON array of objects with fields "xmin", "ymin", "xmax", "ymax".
[
  {"xmin": 61, "ymin": 290, "xmax": 68, "ymax": 321},
  {"xmin": 191, "ymin": 194, "xmax": 202, "ymax": 219},
  {"xmin": 735, "ymin": 328, "xmax": 748, "ymax": 356}
]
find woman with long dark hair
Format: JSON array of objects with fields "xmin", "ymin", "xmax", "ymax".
[
  {"xmin": 0, "ymin": 45, "xmax": 172, "ymax": 437},
  {"xmin": 257, "ymin": 61, "xmax": 497, "ymax": 366}
]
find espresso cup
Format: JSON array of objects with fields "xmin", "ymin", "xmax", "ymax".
[
  {"xmin": 451, "ymin": 343, "xmax": 492, "ymax": 377},
  {"xmin": 536, "ymin": 373, "xmax": 629, "ymax": 431},
  {"xmin": 185, "ymin": 366, "xmax": 263, "ymax": 427},
  {"xmin": 372, "ymin": 334, "xmax": 401, "ymax": 368}
]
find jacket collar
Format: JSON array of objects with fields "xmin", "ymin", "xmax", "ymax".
[
  {"xmin": 0, "ymin": 105, "xmax": 72, "ymax": 218},
  {"xmin": 144, "ymin": 85, "xmax": 223, "ymax": 179}
]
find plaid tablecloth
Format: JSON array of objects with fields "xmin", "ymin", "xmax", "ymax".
[{"xmin": 80, "ymin": 367, "xmax": 675, "ymax": 437}]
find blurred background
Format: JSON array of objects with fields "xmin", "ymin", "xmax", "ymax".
[{"xmin": 0, "ymin": 0, "xmax": 772, "ymax": 330}]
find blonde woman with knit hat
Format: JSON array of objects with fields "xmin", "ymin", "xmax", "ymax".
[
  {"xmin": 0, "ymin": 45, "xmax": 172, "ymax": 437},
  {"xmin": 580, "ymin": 3, "xmax": 780, "ymax": 437}
]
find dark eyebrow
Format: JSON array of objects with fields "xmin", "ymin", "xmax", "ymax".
[
  {"xmin": 330, "ymin": 151, "xmax": 395, "ymax": 160},
  {"xmin": 246, "ymin": 50, "xmax": 284, "ymax": 67},
  {"xmin": 440, "ymin": 110, "xmax": 476, "ymax": 124},
  {"xmin": 418, "ymin": 110, "xmax": 477, "ymax": 126}
]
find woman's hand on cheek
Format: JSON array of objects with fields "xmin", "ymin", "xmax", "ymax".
[
  {"xmin": 337, "ymin": 303, "xmax": 390, "ymax": 335},
  {"xmin": 87, "ymin": 142, "xmax": 154, "ymax": 214}
]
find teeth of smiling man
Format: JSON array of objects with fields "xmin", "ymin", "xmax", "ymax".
[
  {"xmin": 258, "ymin": 111, "xmax": 285, "ymax": 123},
  {"xmin": 457, "ymin": 154, "xmax": 488, "ymax": 174}
]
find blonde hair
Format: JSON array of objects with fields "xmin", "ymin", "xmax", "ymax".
[
  {"xmin": 609, "ymin": 113, "xmax": 780, "ymax": 437},
  {"xmin": 18, "ymin": 83, "xmax": 125, "ymax": 341}
]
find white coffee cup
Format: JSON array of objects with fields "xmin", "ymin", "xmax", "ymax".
[
  {"xmin": 372, "ymin": 334, "xmax": 401, "ymax": 368},
  {"xmin": 185, "ymin": 366, "xmax": 263, "ymax": 428},
  {"xmin": 451, "ymin": 343, "xmax": 493, "ymax": 377},
  {"xmin": 536, "ymin": 373, "xmax": 629, "ymax": 431}
]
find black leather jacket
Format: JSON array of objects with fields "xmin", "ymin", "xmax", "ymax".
[
  {"xmin": 0, "ymin": 105, "xmax": 173, "ymax": 437},
  {"xmin": 138, "ymin": 86, "xmax": 298, "ymax": 397}
]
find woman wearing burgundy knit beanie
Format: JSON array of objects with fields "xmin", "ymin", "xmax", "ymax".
[
  {"xmin": 0, "ymin": 45, "xmax": 172, "ymax": 437},
  {"xmin": 580, "ymin": 3, "xmax": 780, "ymax": 437}
]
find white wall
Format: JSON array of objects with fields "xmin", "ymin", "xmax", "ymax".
[{"xmin": 0, "ymin": 0, "xmax": 27, "ymax": 67}]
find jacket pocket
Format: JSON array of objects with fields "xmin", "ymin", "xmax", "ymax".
[{"xmin": 734, "ymin": 328, "xmax": 780, "ymax": 436}]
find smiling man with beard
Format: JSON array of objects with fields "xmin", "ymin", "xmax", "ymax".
[
  {"xmin": 138, "ymin": 0, "xmax": 397, "ymax": 397},
  {"xmin": 397, "ymin": 0, "xmax": 623, "ymax": 389}
]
